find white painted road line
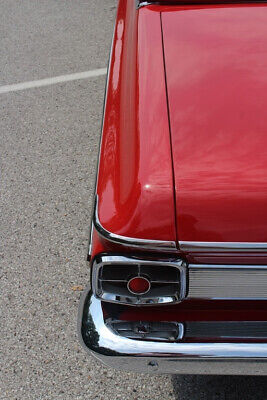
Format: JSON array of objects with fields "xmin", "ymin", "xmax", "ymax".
[{"xmin": 0, "ymin": 68, "xmax": 107, "ymax": 94}]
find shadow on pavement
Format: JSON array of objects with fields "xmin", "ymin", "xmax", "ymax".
[{"xmin": 172, "ymin": 375, "xmax": 267, "ymax": 400}]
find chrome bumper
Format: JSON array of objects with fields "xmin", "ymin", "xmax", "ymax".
[{"xmin": 78, "ymin": 289, "xmax": 267, "ymax": 375}]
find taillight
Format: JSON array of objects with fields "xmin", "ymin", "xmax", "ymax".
[
  {"xmin": 127, "ymin": 276, "xmax": 151, "ymax": 295},
  {"xmin": 91, "ymin": 255, "xmax": 187, "ymax": 306}
]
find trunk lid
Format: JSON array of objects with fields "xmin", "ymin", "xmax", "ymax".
[{"xmin": 162, "ymin": 4, "xmax": 267, "ymax": 243}]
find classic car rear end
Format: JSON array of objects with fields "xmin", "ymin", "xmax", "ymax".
[{"xmin": 78, "ymin": 0, "xmax": 267, "ymax": 374}]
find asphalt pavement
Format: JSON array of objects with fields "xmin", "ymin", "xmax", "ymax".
[{"xmin": 1, "ymin": 1, "xmax": 267, "ymax": 399}]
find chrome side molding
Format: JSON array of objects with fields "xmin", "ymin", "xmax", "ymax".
[
  {"xmin": 93, "ymin": 195, "xmax": 177, "ymax": 252},
  {"xmin": 180, "ymin": 241, "xmax": 267, "ymax": 252},
  {"xmin": 137, "ymin": 0, "xmax": 267, "ymax": 8},
  {"xmin": 137, "ymin": 1, "xmax": 155, "ymax": 8}
]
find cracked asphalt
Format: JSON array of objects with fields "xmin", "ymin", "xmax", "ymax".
[{"xmin": 1, "ymin": 1, "xmax": 267, "ymax": 399}]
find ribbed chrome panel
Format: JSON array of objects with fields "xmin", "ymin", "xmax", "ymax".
[
  {"xmin": 186, "ymin": 322, "xmax": 267, "ymax": 339},
  {"xmin": 188, "ymin": 265, "xmax": 267, "ymax": 300}
]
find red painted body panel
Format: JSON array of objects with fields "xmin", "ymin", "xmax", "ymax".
[
  {"xmin": 87, "ymin": 2, "xmax": 267, "ymax": 329},
  {"xmin": 96, "ymin": 2, "xmax": 176, "ymax": 243},
  {"xmin": 109, "ymin": 301, "xmax": 267, "ymax": 322},
  {"xmin": 162, "ymin": 5, "xmax": 267, "ymax": 243}
]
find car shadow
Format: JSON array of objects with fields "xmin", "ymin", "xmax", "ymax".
[{"xmin": 172, "ymin": 375, "xmax": 267, "ymax": 400}]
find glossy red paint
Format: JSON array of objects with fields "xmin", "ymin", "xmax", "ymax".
[
  {"xmin": 103, "ymin": 300, "xmax": 267, "ymax": 322},
  {"xmin": 90, "ymin": 229, "xmax": 106, "ymax": 257},
  {"xmin": 86, "ymin": 3, "xmax": 267, "ymax": 354},
  {"xmin": 161, "ymin": 4, "xmax": 267, "ymax": 244},
  {"xmin": 96, "ymin": 1, "xmax": 176, "ymax": 243}
]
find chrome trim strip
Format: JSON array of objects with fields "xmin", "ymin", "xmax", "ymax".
[
  {"xmin": 138, "ymin": 1, "xmax": 187, "ymax": 7},
  {"xmin": 188, "ymin": 264, "xmax": 267, "ymax": 300},
  {"xmin": 138, "ymin": 0, "xmax": 267, "ymax": 6},
  {"xmin": 180, "ymin": 241, "xmax": 267, "ymax": 253},
  {"xmin": 78, "ymin": 290, "xmax": 267, "ymax": 375},
  {"xmin": 93, "ymin": 195, "xmax": 177, "ymax": 251},
  {"xmin": 137, "ymin": 1, "xmax": 154, "ymax": 8}
]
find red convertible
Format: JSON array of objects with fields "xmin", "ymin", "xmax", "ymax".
[{"xmin": 78, "ymin": 0, "xmax": 267, "ymax": 375}]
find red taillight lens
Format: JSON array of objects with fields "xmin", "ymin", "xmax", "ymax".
[{"xmin": 127, "ymin": 277, "xmax": 151, "ymax": 295}]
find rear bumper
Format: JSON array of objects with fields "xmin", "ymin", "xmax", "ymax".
[{"xmin": 78, "ymin": 289, "xmax": 267, "ymax": 375}]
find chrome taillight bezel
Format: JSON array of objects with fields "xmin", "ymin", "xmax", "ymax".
[{"xmin": 91, "ymin": 254, "xmax": 187, "ymax": 306}]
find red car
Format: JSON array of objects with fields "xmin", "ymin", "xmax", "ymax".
[{"xmin": 78, "ymin": 0, "xmax": 267, "ymax": 375}]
